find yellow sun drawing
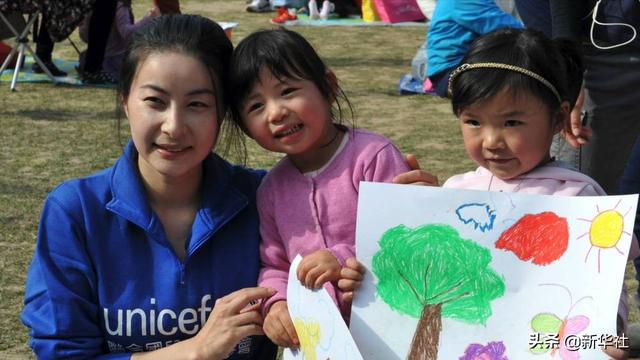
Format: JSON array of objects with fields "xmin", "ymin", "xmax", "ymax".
[
  {"xmin": 293, "ymin": 318, "xmax": 321, "ymax": 360},
  {"xmin": 578, "ymin": 199, "xmax": 631, "ymax": 272}
]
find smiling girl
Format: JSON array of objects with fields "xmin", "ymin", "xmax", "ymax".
[{"xmin": 228, "ymin": 28, "xmax": 412, "ymax": 349}]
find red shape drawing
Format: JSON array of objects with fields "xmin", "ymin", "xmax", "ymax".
[{"xmin": 495, "ymin": 212, "xmax": 569, "ymax": 265}]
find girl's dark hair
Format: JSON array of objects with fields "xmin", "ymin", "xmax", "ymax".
[
  {"xmin": 449, "ymin": 28, "xmax": 583, "ymax": 116},
  {"xmin": 228, "ymin": 28, "xmax": 354, "ymax": 131},
  {"xmin": 116, "ymin": 15, "xmax": 242, "ymax": 157}
]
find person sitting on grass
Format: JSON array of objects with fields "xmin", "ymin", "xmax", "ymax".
[
  {"xmin": 22, "ymin": 14, "xmax": 279, "ymax": 359},
  {"xmin": 78, "ymin": 0, "xmax": 160, "ymax": 83}
]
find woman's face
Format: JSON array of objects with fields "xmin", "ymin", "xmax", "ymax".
[{"xmin": 124, "ymin": 51, "xmax": 220, "ymax": 183}]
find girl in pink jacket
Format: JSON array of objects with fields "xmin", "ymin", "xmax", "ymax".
[{"xmin": 228, "ymin": 28, "xmax": 411, "ymax": 349}]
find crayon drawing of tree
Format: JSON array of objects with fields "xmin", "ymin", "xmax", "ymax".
[{"xmin": 372, "ymin": 224, "xmax": 505, "ymax": 360}]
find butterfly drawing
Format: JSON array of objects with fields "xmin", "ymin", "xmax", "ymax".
[{"xmin": 529, "ymin": 284, "xmax": 591, "ymax": 360}]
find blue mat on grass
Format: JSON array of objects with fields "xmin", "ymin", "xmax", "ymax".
[
  {"xmin": 0, "ymin": 56, "xmax": 114, "ymax": 88},
  {"xmin": 280, "ymin": 14, "xmax": 428, "ymax": 27}
]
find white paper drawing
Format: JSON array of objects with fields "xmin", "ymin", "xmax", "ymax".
[
  {"xmin": 283, "ymin": 254, "xmax": 364, "ymax": 360},
  {"xmin": 351, "ymin": 182, "xmax": 636, "ymax": 360}
]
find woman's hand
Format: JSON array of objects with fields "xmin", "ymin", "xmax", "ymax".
[
  {"xmin": 393, "ymin": 154, "xmax": 439, "ymax": 186},
  {"xmin": 297, "ymin": 249, "xmax": 342, "ymax": 289},
  {"xmin": 188, "ymin": 287, "xmax": 275, "ymax": 359},
  {"xmin": 147, "ymin": 6, "xmax": 162, "ymax": 18},
  {"xmin": 133, "ymin": 287, "xmax": 275, "ymax": 360},
  {"xmin": 338, "ymin": 258, "xmax": 365, "ymax": 304},
  {"xmin": 263, "ymin": 300, "xmax": 299, "ymax": 348}
]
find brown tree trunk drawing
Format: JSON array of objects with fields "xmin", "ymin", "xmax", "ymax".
[{"xmin": 408, "ymin": 303, "xmax": 442, "ymax": 360}]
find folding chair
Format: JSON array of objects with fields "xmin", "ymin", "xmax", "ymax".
[{"xmin": 0, "ymin": 10, "xmax": 55, "ymax": 91}]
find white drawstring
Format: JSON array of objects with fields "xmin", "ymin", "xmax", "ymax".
[{"xmin": 589, "ymin": 0, "xmax": 637, "ymax": 50}]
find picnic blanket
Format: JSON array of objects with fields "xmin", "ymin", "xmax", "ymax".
[
  {"xmin": 0, "ymin": 56, "xmax": 113, "ymax": 87},
  {"xmin": 280, "ymin": 14, "xmax": 427, "ymax": 27}
]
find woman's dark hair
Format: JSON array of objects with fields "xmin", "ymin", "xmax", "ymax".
[
  {"xmin": 228, "ymin": 28, "xmax": 354, "ymax": 131},
  {"xmin": 449, "ymin": 28, "xmax": 583, "ymax": 116},
  {"xmin": 116, "ymin": 15, "xmax": 242, "ymax": 157}
]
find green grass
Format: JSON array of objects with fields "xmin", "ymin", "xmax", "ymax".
[{"xmin": 0, "ymin": 0, "xmax": 637, "ymax": 358}]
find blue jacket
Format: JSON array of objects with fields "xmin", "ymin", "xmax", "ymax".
[
  {"xmin": 619, "ymin": 138, "xmax": 640, "ymax": 238},
  {"xmin": 21, "ymin": 142, "xmax": 276, "ymax": 359},
  {"xmin": 515, "ymin": 0, "xmax": 640, "ymax": 49},
  {"xmin": 427, "ymin": 0, "xmax": 523, "ymax": 77}
]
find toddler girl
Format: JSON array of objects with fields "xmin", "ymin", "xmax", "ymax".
[
  {"xmin": 444, "ymin": 28, "xmax": 638, "ymax": 358},
  {"xmin": 228, "ymin": 28, "xmax": 410, "ymax": 348}
]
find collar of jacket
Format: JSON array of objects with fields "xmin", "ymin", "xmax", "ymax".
[{"xmin": 105, "ymin": 141, "xmax": 249, "ymax": 247}]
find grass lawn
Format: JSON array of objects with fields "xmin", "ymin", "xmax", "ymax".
[{"xmin": 0, "ymin": 0, "xmax": 637, "ymax": 358}]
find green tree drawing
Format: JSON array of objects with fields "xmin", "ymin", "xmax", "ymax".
[{"xmin": 372, "ymin": 224, "xmax": 505, "ymax": 360}]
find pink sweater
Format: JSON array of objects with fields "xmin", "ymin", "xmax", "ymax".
[
  {"xmin": 444, "ymin": 163, "xmax": 639, "ymax": 331},
  {"xmin": 257, "ymin": 128, "xmax": 410, "ymax": 318},
  {"xmin": 443, "ymin": 163, "xmax": 606, "ymax": 196}
]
